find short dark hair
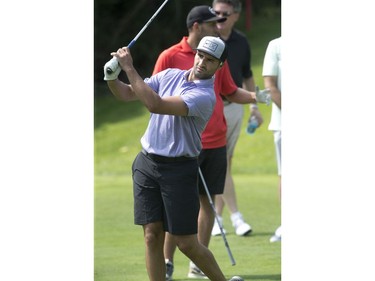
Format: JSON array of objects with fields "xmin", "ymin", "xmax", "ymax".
[{"xmin": 212, "ymin": 0, "xmax": 242, "ymax": 13}]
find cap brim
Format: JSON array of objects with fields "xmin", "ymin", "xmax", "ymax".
[
  {"xmin": 193, "ymin": 48, "xmax": 220, "ymax": 61},
  {"xmin": 203, "ymin": 17, "xmax": 227, "ymax": 24}
]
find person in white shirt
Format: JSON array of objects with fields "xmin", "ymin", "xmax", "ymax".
[{"xmin": 262, "ymin": 37, "xmax": 282, "ymax": 242}]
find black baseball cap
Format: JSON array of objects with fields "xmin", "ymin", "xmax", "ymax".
[{"xmin": 186, "ymin": 5, "xmax": 227, "ymax": 28}]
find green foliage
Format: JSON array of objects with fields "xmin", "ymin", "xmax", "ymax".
[
  {"xmin": 94, "ymin": 0, "xmax": 281, "ymax": 82},
  {"xmin": 94, "ymin": 4, "xmax": 281, "ymax": 281}
]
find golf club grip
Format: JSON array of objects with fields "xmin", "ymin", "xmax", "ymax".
[
  {"xmin": 105, "ymin": 40, "xmax": 137, "ymax": 75},
  {"xmin": 127, "ymin": 39, "xmax": 136, "ymax": 48}
]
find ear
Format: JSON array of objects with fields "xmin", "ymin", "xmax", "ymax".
[
  {"xmin": 232, "ymin": 12, "xmax": 240, "ymax": 23},
  {"xmin": 192, "ymin": 22, "xmax": 200, "ymax": 30}
]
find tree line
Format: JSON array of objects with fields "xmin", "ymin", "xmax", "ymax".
[{"xmin": 94, "ymin": 0, "xmax": 281, "ymax": 84}]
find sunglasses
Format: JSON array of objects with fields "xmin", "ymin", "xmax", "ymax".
[{"xmin": 214, "ymin": 10, "xmax": 232, "ymax": 17}]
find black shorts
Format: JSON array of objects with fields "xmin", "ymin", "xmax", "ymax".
[
  {"xmin": 132, "ymin": 151, "xmax": 200, "ymax": 235},
  {"xmin": 198, "ymin": 146, "xmax": 227, "ymax": 195}
]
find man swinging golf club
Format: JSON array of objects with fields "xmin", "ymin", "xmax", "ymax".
[{"xmin": 104, "ymin": 36, "xmax": 244, "ymax": 281}]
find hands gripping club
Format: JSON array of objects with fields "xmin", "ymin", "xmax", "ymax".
[{"xmin": 105, "ymin": 0, "xmax": 170, "ymax": 75}]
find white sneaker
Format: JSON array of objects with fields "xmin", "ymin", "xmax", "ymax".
[
  {"xmin": 188, "ymin": 261, "xmax": 208, "ymax": 279},
  {"xmin": 211, "ymin": 216, "xmax": 226, "ymax": 236},
  {"xmin": 270, "ymin": 225, "xmax": 281, "ymax": 243},
  {"xmin": 231, "ymin": 212, "xmax": 252, "ymax": 236}
]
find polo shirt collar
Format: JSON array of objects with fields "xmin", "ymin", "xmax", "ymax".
[{"xmin": 180, "ymin": 36, "xmax": 195, "ymax": 54}]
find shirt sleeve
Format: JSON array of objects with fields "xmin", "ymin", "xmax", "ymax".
[
  {"xmin": 182, "ymin": 88, "xmax": 215, "ymax": 120},
  {"xmin": 242, "ymin": 39, "xmax": 252, "ymax": 79},
  {"xmin": 144, "ymin": 71, "xmax": 164, "ymax": 93},
  {"xmin": 262, "ymin": 39, "xmax": 280, "ymax": 76}
]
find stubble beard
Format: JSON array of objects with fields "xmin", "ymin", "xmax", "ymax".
[{"xmin": 193, "ymin": 68, "xmax": 213, "ymax": 80}]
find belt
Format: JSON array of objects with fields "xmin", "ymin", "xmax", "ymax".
[{"xmin": 141, "ymin": 149, "xmax": 198, "ymax": 163}]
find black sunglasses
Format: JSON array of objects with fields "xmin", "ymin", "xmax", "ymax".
[{"xmin": 214, "ymin": 10, "xmax": 232, "ymax": 17}]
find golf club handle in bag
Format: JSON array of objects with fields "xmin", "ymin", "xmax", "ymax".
[{"xmin": 105, "ymin": 40, "xmax": 136, "ymax": 74}]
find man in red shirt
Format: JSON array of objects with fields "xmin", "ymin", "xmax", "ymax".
[{"xmin": 153, "ymin": 5, "xmax": 270, "ymax": 280}]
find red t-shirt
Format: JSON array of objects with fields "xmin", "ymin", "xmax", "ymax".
[{"xmin": 153, "ymin": 37, "xmax": 238, "ymax": 149}]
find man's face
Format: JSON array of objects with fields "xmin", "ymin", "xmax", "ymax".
[
  {"xmin": 199, "ymin": 21, "xmax": 220, "ymax": 38},
  {"xmin": 192, "ymin": 50, "xmax": 221, "ymax": 80},
  {"xmin": 213, "ymin": 3, "xmax": 239, "ymax": 33}
]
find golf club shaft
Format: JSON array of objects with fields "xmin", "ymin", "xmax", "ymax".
[
  {"xmin": 106, "ymin": 0, "xmax": 170, "ymax": 74},
  {"xmin": 198, "ymin": 168, "xmax": 236, "ymax": 266}
]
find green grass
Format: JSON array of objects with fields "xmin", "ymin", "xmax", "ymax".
[
  {"xmin": 94, "ymin": 172, "xmax": 280, "ymax": 281},
  {"xmin": 94, "ymin": 9, "xmax": 281, "ymax": 281}
]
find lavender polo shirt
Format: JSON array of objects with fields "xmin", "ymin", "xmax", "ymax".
[{"xmin": 140, "ymin": 68, "xmax": 216, "ymax": 157}]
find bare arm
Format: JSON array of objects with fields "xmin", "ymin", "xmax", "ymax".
[
  {"xmin": 264, "ymin": 76, "xmax": 281, "ymax": 109},
  {"xmin": 225, "ymin": 87, "xmax": 257, "ymax": 104},
  {"xmin": 107, "ymin": 47, "xmax": 188, "ymax": 116},
  {"xmin": 242, "ymin": 76, "xmax": 255, "ymax": 92},
  {"xmin": 107, "ymin": 79, "xmax": 138, "ymax": 102}
]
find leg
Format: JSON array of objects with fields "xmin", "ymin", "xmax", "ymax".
[
  {"xmin": 221, "ymin": 156, "xmax": 239, "ymax": 214},
  {"xmin": 214, "ymin": 195, "xmax": 225, "ymax": 217},
  {"xmin": 158, "ymin": 158, "xmax": 201, "ymax": 280},
  {"xmin": 163, "ymin": 233, "xmax": 176, "ymax": 263},
  {"xmin": 198, "ymin": 193, "xmax": 216, "ymax": 247},
  {"xmin": 270, "ymin": 130, "xmax": 282, "ymax": 242},
  {"xmin": 175, "ymin": 234, "xmax": 227, "ymax": 281},
  {"xmin": 222, "ymin": 155, "xmax": 252, "ymax": 236},
  {"xmin": 214, "ymin": 155, "xmax": 236, "ymax": 216},
  {"xmin": 143, "ymin": 222, "xmax": 166, "ymax": 281},
  {"xmin": 198, "ymin": 148, "xmax": 226, "ymax": 243},
  {"xmin": 220, "ymin": 103, "xmax": 244, "ymax": 217},
  {"xmin": 216, "ymin": 103, "xmax": 251, "ymax": 236},
  {"xmin": 132, "ymin": 152, "xmax": 168, "ymax": 280},
  {"xmin": 164, "ymin": 232, "xmax": 176, "ymax": 280}
]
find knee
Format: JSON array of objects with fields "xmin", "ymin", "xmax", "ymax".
[
  {"xmin": 144, "ymin": 226, "xmax": 164, "ymax": 249},
  {"xmin": 175, "ymin": 237, "xmax": 196, "ymax": 255}
]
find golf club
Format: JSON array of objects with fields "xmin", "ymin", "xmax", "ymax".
[
  {"xmin": 106, "ymin": 0, "xmax": 170, "ymax": 74},
  {"xmin": 198, "ymin": 167, "xmax": 236, "ymax": 266}
]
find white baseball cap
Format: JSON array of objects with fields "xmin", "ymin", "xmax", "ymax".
[{"xmin": 195, "ymin": 36, "xmax": 228, "ymax": 62}]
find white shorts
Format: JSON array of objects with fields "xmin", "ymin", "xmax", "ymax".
[
  {"xmin": 224, "ymin": 102, "xmax": 244, "ymax": 157},
  {"xmin": 273, "ymin": 130, "xmax": 281, "ymax": 176}
]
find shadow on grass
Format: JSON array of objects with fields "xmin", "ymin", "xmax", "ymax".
[
  {"xmin": 241, "ymin": 274, "xmax": 281, "ymax": 280},
  {"xmin": 212, "ymin": 231, "xmax": 274, "ymax": 238},
  {"xmin": 174, "ymin": 274, "xmax": 281, "ymax": 281},
  {"xmin": 247, "ymin": 231, "xmax": 275, "ymax": 238}
]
